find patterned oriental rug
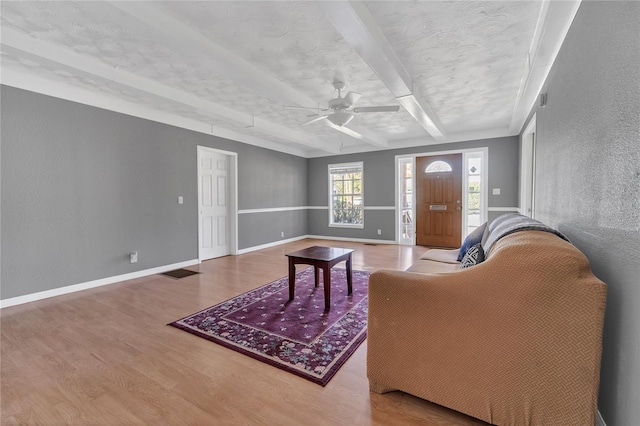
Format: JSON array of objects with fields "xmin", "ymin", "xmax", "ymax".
[{"xmin": 169, "ymin": 267, "xmax": 370, "ymax": 386}]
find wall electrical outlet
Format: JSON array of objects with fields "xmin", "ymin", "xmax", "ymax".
[
  {"xmin": 281, "ymin": 231, "xmax": 284, "ymax": 238},
  {"xmin": 377, "ymin": 229, "xmax": 382, "ymax": 235},
  {"xmin": 130, "ymin": 251, "xmax": 138, "ymax": 263}
]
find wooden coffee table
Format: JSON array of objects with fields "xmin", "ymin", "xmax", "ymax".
[{"xmin": 286, "ymin": 246, "xmax": 354, "ymax": 311}]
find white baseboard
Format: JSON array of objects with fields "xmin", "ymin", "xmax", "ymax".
[
  {"xmin": 597, "ymin": 410, "xmax": 606, "ymax": 426},
  {"xmin": 236, "ymin": 235, "xmax": 308, "ymax": 254},
  {"xmin": 306, "ymin": 235, "xmax": 396, "ymax": 245},
  {"xmin": 237, "ymin": 234, "xmax": 397, "ymax": 255},
  {"xmin": 0, "ymin": 259, "xmax": 199, "ymax": 309}
]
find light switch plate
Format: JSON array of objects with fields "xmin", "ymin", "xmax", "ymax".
[
  {"xmin": 492, "ymin": 188, "xmax": 501, "ymax": 195},
  {"xmin": 178, "ymin": 196, "xmax": 184, "ymax": 204}
]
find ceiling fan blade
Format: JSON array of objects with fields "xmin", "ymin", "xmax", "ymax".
[
  {"xmin": 342, "ymin": 91, "xmax": 362, "ymax": 108},
  {"xmin": 352, "ymin": 105, "xmax": 400, "ymax": 113},
  {"xmin": 324, "ymin": 121, "xmax": 388, "ymax": 148},
  {"xmin": 302, "ymin": 115, "xmax": 328, "ymax": 126},
  {"xmin": 285, "ymin": 105, "xmax": 329, "ymax": 112}
]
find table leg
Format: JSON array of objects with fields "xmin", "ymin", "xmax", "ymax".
[
  {"xmin": 346, "ymin": 254, "xmax": 353, "ymax": 295},
  {"xmin": 314, "ymin": 266, "xmax": 319, "ymax": 288},
  {"xmin": 323, "ymin": 265, "xmax": 331, "ymax": 311},
  {"xmin": 288, "ymin": 258, "xmax": 296, "ymax": 301}
]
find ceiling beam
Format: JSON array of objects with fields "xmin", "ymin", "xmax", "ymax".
[
  {"xmin": 1, "ymin": 29, "xmax": 341, "ymax": 154},
  {"xmin": 320, "ymin": 1, "xmax": 445, "ymax": 140},
  {"xmin": 509, "ymin": 0, "xmax": 582, "ymax": 133}
]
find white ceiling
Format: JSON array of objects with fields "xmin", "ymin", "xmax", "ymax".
[{"xmin": 0, "ymin": 1, "xmax": 581, "ymax": 158}]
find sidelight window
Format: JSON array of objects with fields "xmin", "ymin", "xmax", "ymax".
[
  {"xmin": 465, "ymin": 154, "xmax": 484, "ymax": 236},
  {"xmin": 399, "ymin": 158, "xmax": 414, "ymax": 241}
]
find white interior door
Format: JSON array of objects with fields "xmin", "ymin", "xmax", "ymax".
[{"xmin": 198, "ymin": 147, "xmax": 230, "ymax": 260}]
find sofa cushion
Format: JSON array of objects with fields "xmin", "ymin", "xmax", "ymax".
[
  {"xmin": 406, "ymin": 259, "xmax": 459, "ymax": 274},
  {"xmin": 459, "ymin": 243, "xmax": 485, "ymax": 268},
  {"xmin": 457, "ymin": 222, "xmax": 487, "ymax": 261},
  {"xmin": 420, "ymin": 248, "xmax": 460, "ymax": 264}
]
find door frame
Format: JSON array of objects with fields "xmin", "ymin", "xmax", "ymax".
[
  {"xmin": 395, "ymin": 147, "xmax": 488, "ymax": 245},
  {"xmin": 197, "ymin": 145, "xmax": 238, "ymax": 262},
  {"xmin": 520, "ymin": 115, "xmax": 536, "ymax": 218}
]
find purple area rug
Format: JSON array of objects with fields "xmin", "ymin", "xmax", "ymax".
[{"xmin": 169, "ymin": 267, "xmax": 370, "ymax": 386}]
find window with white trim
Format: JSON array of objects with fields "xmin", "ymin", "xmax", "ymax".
[{"xmin": 329, "ymin": 162, "xmax": 363, "ymax": 228}]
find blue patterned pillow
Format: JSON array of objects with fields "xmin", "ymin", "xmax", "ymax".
[
  {"xmin": 457, "ymin": 222, "xmax": 487, "ymax": 261},
  {"xmin": 460, "ymin": 243, "xmax": 485, "ymax": 268}
]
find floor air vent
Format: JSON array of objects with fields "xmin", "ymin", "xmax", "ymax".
[{"xmin": 160, "ymin": 269, "xmax": 200, "ymax": 279}]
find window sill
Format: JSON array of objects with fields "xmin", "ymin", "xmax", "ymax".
[{"xmin": 329, "ymin": 223, "xmax": 364, "ymax": 229}]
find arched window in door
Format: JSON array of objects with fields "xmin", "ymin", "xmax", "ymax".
[{"xmin": 425, "ymin": 160, "xmax": 453, "ymax": 173}]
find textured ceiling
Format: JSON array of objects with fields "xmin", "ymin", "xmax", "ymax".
[{"xmin": 0, "ymin": 1, "xmax": 579, "ymax": 157}]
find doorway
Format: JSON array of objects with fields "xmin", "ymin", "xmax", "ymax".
[
  {"xmin": 520, "ymin": 115, "xmax": 536, "ymax": 218},
  {"xmin": 415, "ymin": 154, "xmax": 463, "ymax": 248},
  {"xmin": 197, "ymin": 146, "xmax": 238, "ymax": 261},
  {"xmin": 396, "ymin": 148, "xmax": 488, "ymax": 246}
]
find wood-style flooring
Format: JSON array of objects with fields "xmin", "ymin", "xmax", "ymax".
[{"xmin": 1, "ymin": 239, "xmax": 488, "ymax": 425}]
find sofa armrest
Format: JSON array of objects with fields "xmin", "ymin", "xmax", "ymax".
[
  {"xmin": 367, "ymin": 262, "xmax": 606, "ymax": 425},
  {"xmin": 367, "ymin": 268, "xmax": 506, "ymax": 396}
]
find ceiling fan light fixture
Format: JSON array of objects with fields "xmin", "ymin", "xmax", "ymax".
[{"xmin": 328, "ymin": 111, "xmax": 354, "ymax": 127}]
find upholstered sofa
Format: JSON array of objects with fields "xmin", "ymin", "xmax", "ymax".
[{"xmin": 367, "ymin": 214, "xmax": 607, "ymax": 425}]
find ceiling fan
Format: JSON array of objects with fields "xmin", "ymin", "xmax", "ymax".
[{"xmin": 298, "ymin": 79, "xmax": 400, "ymax": 127}]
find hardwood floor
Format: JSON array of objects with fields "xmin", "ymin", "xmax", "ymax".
[{"xmin": 1, "ymin": 239, "xmax": 488, "ymax": 425}]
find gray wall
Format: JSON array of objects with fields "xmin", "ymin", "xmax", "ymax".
[
  {"xmin": 236, "ymin": 144, "xmax": 308, "ymax": 249},
  {"xmin": 307, "ymin": 137, "xmax": 520, "ymax": 240},
  {"xmin": 238, "ymin": 210, "xmax": 307, "ymax": 249},
  {"xmin": 238, "ymin": 147, "xmax": 307, "ymax": 210},
  {"xmin": 1, "ymin": 86, "xmax": 308, "ymax": 299},
  {"xmin": 526, "ymin": 2, "xmax": 639, "ymax": 424}
]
